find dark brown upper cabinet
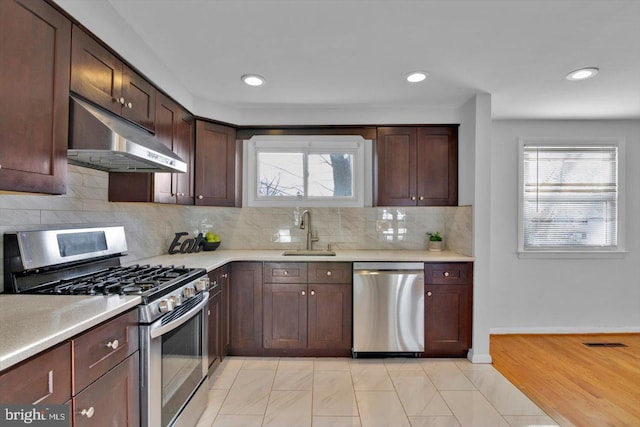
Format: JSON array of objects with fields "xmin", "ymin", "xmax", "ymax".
[
  {"xmin": 108, "ymin": 93, "xmax": 194, "ymax": 204},
  {"xmin": 71, "ymin": 25, "xmax": 156, "ymax": 132},
  {"xmin": 376, "ymin": 126, "xmax": 458, "ymax": 206},
  {"xmin": 195, "ymin": 121, "xmax": 238, "ymax": 207},
  {"xmin": 0, "ymin": 0, "xmax": 71, "ymax": 194}
]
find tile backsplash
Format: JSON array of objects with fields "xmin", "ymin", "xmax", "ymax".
[{"xmin": 0, "ymin": 165, "xmax": 472, "ymax": 291}]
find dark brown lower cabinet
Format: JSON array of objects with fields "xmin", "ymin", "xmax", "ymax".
[
  {"xmin": 230, "ymin": 262, "xmax": 263, "ymax": 355},
  {"xmin": 308, "ymin": 284, "xmax": 352, "ymax": 350},
  {"xmin": 73, "ymin": 352, "xmax": 139, "ymax": 427},
  {"xmin": 263, "ymin": 283, "xmax": 308, "ymax": 349},
  {"xmin": 207, "ymin": 289, "xmax": 221, "ymax": 373},
  {"xmin": 424, "ymin": 263, "xmax": 473, "ymax": 357}
]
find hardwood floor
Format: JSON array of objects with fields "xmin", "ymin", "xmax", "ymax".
[{"xmin": 491, "ymin": 334, "xmax": 640, "ymax": 427}]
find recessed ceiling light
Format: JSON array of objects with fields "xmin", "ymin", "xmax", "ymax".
[
  {"xmin": 241, "ymin": 74, "xmax": 266, "ymax": 86},
  {"xmin": 406, "ymin": 71, "xmax": 429, "ymax": 83},
  {"xmin": 566, "ymin": 67, "xmax": 599, "ymax": 81}
]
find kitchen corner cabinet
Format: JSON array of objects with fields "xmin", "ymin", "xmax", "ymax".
[
  {"xmin": 71, "ymin": 25, "xmax": 156, "ymax": 132},
  {"xmin": 424, "ymin": 263, "xmax": 472, "ymax": 357},
  {"xmin": 263, "ymin": 262, "xmax": 352, "ymax": 355},
  {"xmin": 0, "ymin": 0, "xmax": 70, "ymax": 194},
  {"xmin": 230, "ymin": 262, "xmax": 264, "ymax": 355},
  {"xmin": 376, "ymin": 126, "xmax": 458, "ymax": 206},
  {"xmin": 108, "ymin": 93, "xmax": 195, "ymax": 204},
  {"xmin": 195, "ymin": 121, "xmax": 238, "ymax": 206}
]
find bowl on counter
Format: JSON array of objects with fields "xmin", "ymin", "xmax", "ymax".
[{"xmin": 201, "ymin": 241, "xmax": 220, "ymax": 251}]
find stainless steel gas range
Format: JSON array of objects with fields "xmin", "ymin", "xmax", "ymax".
[{"xmin": 3, "ymin": 226, "xmax": 210, "ymax": 427}]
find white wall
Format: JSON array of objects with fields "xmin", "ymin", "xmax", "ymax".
[{"xmin": 490, "ymin": 119, "xmax": 640, "ymax": 333}]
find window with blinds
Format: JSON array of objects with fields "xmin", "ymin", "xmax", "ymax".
[{"xmin": 519, "ymin": 140, "xmax": 622, "ymax": 252}]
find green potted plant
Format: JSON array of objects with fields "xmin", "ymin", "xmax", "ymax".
[{"xmin": 426, "ymin": 231, "xmax": 444, "ymax": 251}]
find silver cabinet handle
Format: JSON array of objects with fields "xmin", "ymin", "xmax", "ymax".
[
  {"xmin": 80, "ymin": 407, "xmax": 95, "ymax": 418},
  {"xmin": 119, "ymin": 97, "xmax": 125, "ymax": 105},
  {"xmin": 301, "ymin": 290, "xmax": 306, "ymax": 296},
  {"xmin": 419, "ymin": 196, "xmax": 424, "ymax": 200},
  {"xmin": 310, "ymin": 290, "xmax": 315, "ymax": 296},
  {"xmin": 427, "ymin": 291, "xmax": 432, "ymax": 297},
  {"xmin": 411, "ymin": 196, "xmax": 416, "ymax": 201},
  {"xmin": 126, "ymin": 102, "xmax": 132, "ymax": 109},
  {"xmin": 197, "ymin": 195, "xmax": 203, "ymax": 200},
  {"xmin": 326, "ymin": 271, "xmax": 332, "ymax": 276},
  {"xmin": 106, "ymin": 339, "xmax": 119, "ymax": 349},
  {"xmin": 443, "ymin": 272, "xmax": 450, "ymax": 277},
  {"xmin": 283, "ymin": 271, "xmax": 288, "ymax": 275}
]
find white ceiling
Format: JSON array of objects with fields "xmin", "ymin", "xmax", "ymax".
[{"xmin": 55, "ymin": 0, "xmax": 640, "ymax": 124}]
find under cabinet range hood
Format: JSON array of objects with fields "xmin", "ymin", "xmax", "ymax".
[{"xmin": 68, "ymin": 96, "xmax": 187, "ymax": 173}]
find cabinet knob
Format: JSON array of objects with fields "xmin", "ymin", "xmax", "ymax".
[
  {"xmin": 310, "ymin": 290, "xmax": 315, "ymax": 296},
  {"xmin": 197, "ymin": 195, "xmax": 203, "ymax": 200},
  {"xmin": 180, "ymin": 192, "xmax": 185, "ymax": 196},
  {"xmin": 119, "ymin": 97, "xmax": 125, "ymax": 105},
  {"xmin": 326, "ymin": 271, "xmax": 332, "ymax": 276},
  {"xmin": 411, "ymin": 196, "xmax": 416, "ymax": 201},
  {"xmin": 427, "ymin": 291, "xmax": 432, "ymax": 297},
  {"xmin": 443, "ymin": 272, "xmax": 450, "ymax": 277},
  {"xmin": 283, "ymin": 271, "xmax": 288, "ymax": 275},
  {"xmin": 126, "ymin": 102, "xmax": 133, "ymax": 109},
  {"xmin": 208, "ymin": 309, "xmax": 211, "ymax": 315},
  {"xmin": 419, "ymin": 196, "xmax": 424, "ymax": 200},
  {"xmin": 301, "ymin": 290, "xmax": 306, "ymax": 296},
  {"xmin": 80, "ymin": 407, "xmax": 95, "ymax": 418},
  {"xmin": 106, "ymin": 339, "xmax": 119, "ymax": 350}
]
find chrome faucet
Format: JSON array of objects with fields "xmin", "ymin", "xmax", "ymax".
[{"xmin": 300, "ymin": 209, "xmax": 319, "ymax": 250}]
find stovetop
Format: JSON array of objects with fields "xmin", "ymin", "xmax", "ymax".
[{"xmin": 25, "ymin": 264, "xmax": 206, "ymax": 302}]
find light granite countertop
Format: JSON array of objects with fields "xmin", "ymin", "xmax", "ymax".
[
  {"xmin": 129, "ymin": 249, "xmax": 474, "ymax": 272},
  {"xmin": 1, "ymin": 249, "xmax": 471, "ymax": 372},
  {"xmin": 0, "ymin": 294, "xmax": 140, "ymax": 372}
]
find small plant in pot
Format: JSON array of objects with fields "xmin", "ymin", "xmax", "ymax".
[{"xmin": 426, "ymin": 231, "xmax": 444, "ymax": 251}]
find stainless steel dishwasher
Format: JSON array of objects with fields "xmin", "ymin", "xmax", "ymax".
[{"xmin": 352, "ymin": 262, "xmax": 425, "ymax": 357}]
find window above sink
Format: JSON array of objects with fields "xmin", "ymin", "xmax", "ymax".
[{"xmin": 243, "ymin": 135, "xmax": 372, "ymax": 207}]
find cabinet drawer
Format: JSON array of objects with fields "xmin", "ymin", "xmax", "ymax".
[
  {"xmin": 308, "ymin": 262, "xmax": 352, "ymax": 284},
  {"xmin": 264, "ymin": 262, "xmax": 307, "ymax": 283},
  {"xmin": 74, "ymin": 352, "xmax": 139, "ymax": 427},
  {"xmin": 73, "ymin": 309, "xmax": 139, "ymax": 392},
  {"xmin": 424, "ymin": 263, "xmax": 471, "ymax": 285},
  {"xmin": 0, "ymin": 342, "xmax": 71, "ymax": 404}
]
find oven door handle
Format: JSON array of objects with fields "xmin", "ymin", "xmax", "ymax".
[{"xmin": 149, "ymin": 292, "xmax": 209, "ymax": 339}]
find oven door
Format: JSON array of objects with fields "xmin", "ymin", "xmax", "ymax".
[{"xmin": 141, "ymin": 291, "xmax": 209, "ymax": 427}]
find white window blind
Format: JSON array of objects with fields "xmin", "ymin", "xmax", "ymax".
[{"xmin": 522, "ymin": 144, "xmax": 618, "ymax": 250}]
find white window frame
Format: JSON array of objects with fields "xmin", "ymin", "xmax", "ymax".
[
  {"xmin": 243, "ymin": 135, "xmax": 372, "ymax": 207},
  {"xmin": 517, "ymin": 137, "xmax": 626, "ymax": 259}
]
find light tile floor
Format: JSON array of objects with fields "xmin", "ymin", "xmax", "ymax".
[{"xmin": 195, "ymin": 357, "xmax": 559, "ymax": 427}]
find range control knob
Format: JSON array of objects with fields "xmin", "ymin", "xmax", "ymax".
[
  {"xmin": 170, "ymin": 295, "xmax": 183, "ymax": 306},
  {"xmin": 195, "ymin": 277, "xmax": 209, "ymax": 292},
  {"xmin": 158, "ymin": 299, "xmax": 174, "ymax": 313},
  {"xmin": 183, "ymin": 287, "xmax": 195, "ymax": 299}
]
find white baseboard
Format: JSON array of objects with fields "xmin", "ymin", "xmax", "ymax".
[
  {"xmin": 490, "ymin": 326, "xmax": 640, "ymax": 335},
  {"xmin": 467, "ymin": 349, "xmax": 492, "ymax": 364}
]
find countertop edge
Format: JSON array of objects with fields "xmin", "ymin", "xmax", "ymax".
[{"xmin": 0, "ymin": 295, "xmax": 141, "ymax": 372}]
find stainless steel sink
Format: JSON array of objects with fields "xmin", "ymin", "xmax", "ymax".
[{"xmin": 282, "ymin": 250, "xmax": 336, "ymax": 256}]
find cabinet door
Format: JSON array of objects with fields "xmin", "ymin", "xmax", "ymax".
[
  {"xmin": 70, "ymin": 25, "xmax": 122, "ymax": 116},
  {"xmin": 153, "ymin": 93, "xmax": 180, "ymax": 203},
  {"xmin": 417, "ymin": 127, "xmax": 458, "ymax": 206},
  {"xmin": 0, "ymin": 342, "xmax": 71, "ymax": 405},
  {"xmin": 263, "ymin": 283, "xmax": 308, "ymax": 349},
  {"xmin": 424, "ymin": 284, "xmax": 471, "ymax": 357},
  {"xmin": 207, "ymin": 292, "xmax": 221, "ymax": 369},
  {"xmin": 308, "ymin": 284, "xmax": 352, "ymax": 350},
  {"xmin": 121, "ymin": 64, "xmax": 156, "ymax": 132},
  {"xmin": 230, "ymin": 262, "xmax": 263, "ymax": 353},
  {"xmin": 376, "ymin": 127, "xmax": 418, "ymax": 206},
  {"xmin": 74, "ymin": 352, "xmax": 139, "ymax": 427},
  {"xmin": 0, "ymin": 0, "xmax": 70, "ymax": 194},
  {"xmin": 175, "ymin": 111, "xmax": 195, "ymax": 205},
  {"xmin": 195, "ymin": 121, "xmax": 237, "ymax": 206},
  {"xmin": 219, "ymin": 265, "xmax": 231, "ymax": 357}
]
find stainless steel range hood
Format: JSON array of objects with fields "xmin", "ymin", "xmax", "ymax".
[{"xmin": 68, "ymin": 96, "xmax": 187, "ymax": 173}]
